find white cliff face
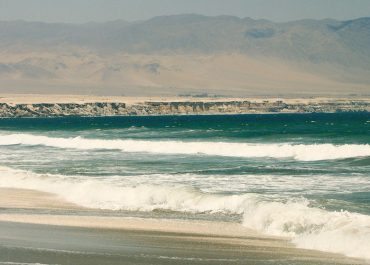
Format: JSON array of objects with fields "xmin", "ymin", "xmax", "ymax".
[{"xmin": 0, "ymin": 100, "xmax": 369, "ymax": 117}]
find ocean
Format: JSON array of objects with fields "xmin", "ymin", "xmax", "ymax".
[{"xmin": 0, "ymin": 112, "xmax": 370, "ymax": 260}]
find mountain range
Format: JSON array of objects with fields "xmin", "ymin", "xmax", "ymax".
[{"xmin": 0, "ymin": 14, "xmax": 369, "ymax": 96}]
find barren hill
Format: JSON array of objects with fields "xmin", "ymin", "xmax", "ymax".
[{"xmin": 0, "ymin": 15, "xmax": 369, "ymax": 96}]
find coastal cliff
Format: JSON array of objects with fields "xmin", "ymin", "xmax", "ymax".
[{"xmin": 0, "ymin": 99, "xmax": 369, "ymax": 117}]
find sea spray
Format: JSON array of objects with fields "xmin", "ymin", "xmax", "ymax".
[{"xmin": 242, "ymin": 200, "xmax": 370, "ymax": 259}]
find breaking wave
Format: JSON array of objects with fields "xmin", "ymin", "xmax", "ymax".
[
  {"xmin": 242, "ymin": 200, "xmax": 370, "ymax": 260},
  {"xmin": 1, "ymin": 133, "xmax": 370, "ymax": 161},
  {"xmin": 0, "ymin": 166, "xmax": 253, "ymax": 213},
  {"xmin": 1, "ymin": 166, "xmax": 370, "ymax": 259}
]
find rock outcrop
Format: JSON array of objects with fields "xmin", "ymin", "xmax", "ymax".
[{"xmin": 0, "ymin": 100, "xmax": 369, "ymax": 117}]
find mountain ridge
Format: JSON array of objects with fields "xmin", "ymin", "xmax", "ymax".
[{"xmin": 0, "ymin": 14, "xmax": 369, "ymax": 96}]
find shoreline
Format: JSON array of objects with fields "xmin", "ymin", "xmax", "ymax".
[
  {"xmin": 0, "ymin": 189, "xmax": 255, "ymax": 239},
  {"xmin": 0, "ymin": 110, "xmax": 364, "ymax": 120},
  {"xmin": 2, "ymin": 94, "xmax": 370, "ymax": 104},
  {"xmin": 0, "ymin": 213, "xmax": 274, "ymax": 242},
  {"xmin": 1, "ymin": 220, "xmax": 364, "ymax": 265},
  {"xmin": 0, "ymin": 94, "xmax": 369, "ymax": 117},
  {"xmin": 0, "ymin": 188, "xmax": 366, "ymax": 265},
  {"xmin": 0, "ymin": 188, "xmax": 368, "ymax": 264}
]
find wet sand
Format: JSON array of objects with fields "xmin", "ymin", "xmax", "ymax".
[
  {"xmin": 1, "ymin": 221, "xmax": 366, "ymax": 265},
  {"xmin": 0, "ymin": 188, "xmax": 366, "ymax": 265}
]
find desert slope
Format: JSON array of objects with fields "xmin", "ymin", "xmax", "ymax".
[{"xmin": 0, "ymin": 15, "xmax": 369, "ymax": 96}]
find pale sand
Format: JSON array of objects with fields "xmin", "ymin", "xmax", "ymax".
[
  {"xmin": 0, "ymin": 214, "xmax": 279, "ymax": 245},
  {"xmin": 0, "ymin": 188, "xmax": 366, "ymax": 264},
  {"xmin": 0, "ymin": 187, "xmax": 80, "ymax": 210},
  {"xmin": 0, "ymin": 222, "xmax": 363, "ymax": 265},
  {"xmin": 0, "ymin": 188, "xmax": 273, "ymax": 240},
  {"xmin": 0, "ymin": 93, "xmax": 369, "ymax": 105}
]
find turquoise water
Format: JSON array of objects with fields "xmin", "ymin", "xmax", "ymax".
[{"xmin": 0, "ymin": 113, "xmax": 370, "ymax": 258}]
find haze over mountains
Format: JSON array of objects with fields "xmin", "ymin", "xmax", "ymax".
[{"xmin": 0, "ymin": 14, "xmax": 369, "ymax": 96}]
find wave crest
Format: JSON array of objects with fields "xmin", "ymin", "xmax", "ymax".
[
  {"xmin": 0, "ymin": 166, "xmax": 253, "ymax": 213},
  {"xmin": 1, "ymin": 133, "xmax": 370, "ymax": 161}
]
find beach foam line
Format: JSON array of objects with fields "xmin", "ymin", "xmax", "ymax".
[
  {"xmin": 1, "ymin": 133, "xmax": 370, "ymax": 161},
  {"xmin": 0, "ymin": 213, "xmax": 266, "ymax": 241},
  {"xmin": 0, "ymin": 166, "xmax": 256, "ymax": 213},
  {"xmin": 1, "ymin": 166, "xmax": 370, "ymax": 260}
]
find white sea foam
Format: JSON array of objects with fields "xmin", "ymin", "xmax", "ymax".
[
  {"xmin": 0, "ymin": 166, "xmax": 253, "ymax": 213},
  {"xmin": 242, "ymin": 200, "xmax": 370, "ymax": 260},
  {"xmin": 1, "ymin": 166, "xmax": 370, "ymax": 259},
  {"xmin": 1, "ymin": 133, "xmax": 370, "ymax": 161}
]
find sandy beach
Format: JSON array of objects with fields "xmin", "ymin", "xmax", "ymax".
[
  {"xmin": 0, "ymin": 187, "xmax": 366, "ymax": 265},
  {"xmin": 1, "ymin": 3, "xmax": 370, "ymax": 265},
  {"xmin": 1, "ymin": 93, "xmax": 369, "ymax": 105}
]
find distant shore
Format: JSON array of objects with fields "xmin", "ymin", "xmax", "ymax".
[
  {"xmin": 1, "ymin": 93, "xmax": 370, "ymax": 105},
  {"xmin": 0, "ymin": 94, "xmax": 369, "ymax": 117}
]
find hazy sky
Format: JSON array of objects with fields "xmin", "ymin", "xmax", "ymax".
[{"xmin": 0, "ymin": 0, "xmax": 369, "ymax": 23}]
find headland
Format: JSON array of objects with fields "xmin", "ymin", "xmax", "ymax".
[{"xmin": 0, "ymin": 94, "xmax": 369, "ymax": 117}]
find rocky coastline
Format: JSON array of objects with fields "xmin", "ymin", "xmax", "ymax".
[{"xmin": 0, "ymin": 99, "xmax": 369, "ymax": 117}]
